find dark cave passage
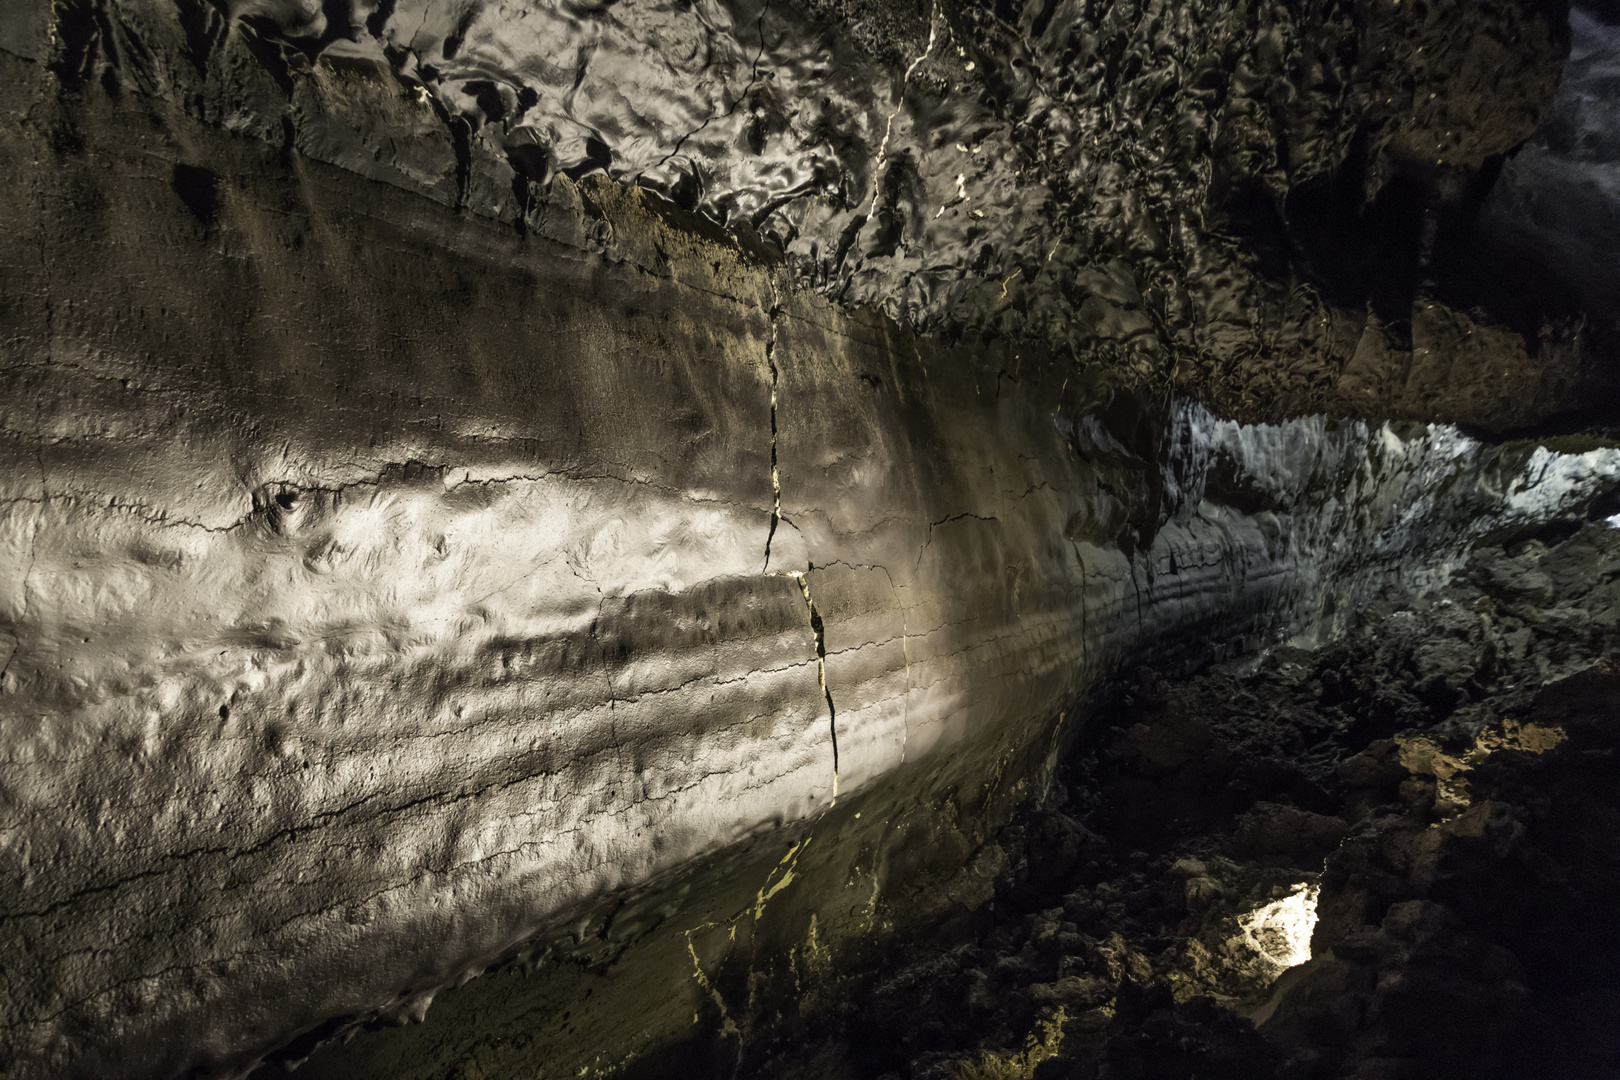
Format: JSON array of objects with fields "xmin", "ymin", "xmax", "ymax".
[
  {"xmin": 2, "ymin": 0, "xmax": 1619, "ymax": 1078},
  {"xmin": 722, "ymin": 520, "xmax": 1620, "ymax": 1080}
]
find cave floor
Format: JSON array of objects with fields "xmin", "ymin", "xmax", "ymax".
[{"xmin": 643, "ymin": 520, "xmax": 1620, "ymax": 1080}]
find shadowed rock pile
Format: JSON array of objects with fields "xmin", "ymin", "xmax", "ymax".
[{"xmin": 732, "ymin": 517, "xmax": 1620, "ymax": 1079}]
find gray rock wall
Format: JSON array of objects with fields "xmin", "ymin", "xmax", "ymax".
[{"xmin": 1, "ymin": 32, "xmax": 1617, "ymax": 1080}]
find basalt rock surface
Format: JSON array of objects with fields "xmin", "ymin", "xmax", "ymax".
[
  {"xmin": 721, "ymin": 518, "xmax": 1620, "ymax": 1080},
  {"xmin": 2, "ymin": 0, "xmax": 1602, "ymax": 429},
  {"xmin": 1, "ymin": 1, "xmax": 1618, "ymax": 1078}
]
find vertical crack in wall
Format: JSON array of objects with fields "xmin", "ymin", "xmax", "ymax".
[
  {"xmin": 754, "ymin": 272, "xmax": 836, "ymax": 796},
  {"xmin": 800, "ymin": 573, "xmax": 839, "ymax": 798},
  {"xmin": 771, "ymin": 570, "xmax": 837, "ymax": 799},
  {"xmin": 759, "ymin": 272, "xmax": 835, "ymax": 793},
  {"xmin": 757, "ymin": 278, "xmax": 832, "ymax": 789},
  {"xmin": 763, "ymin": 276, "xmax": 783, "ymax": 570}
]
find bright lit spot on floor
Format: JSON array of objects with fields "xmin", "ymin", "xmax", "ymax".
[
  {"xmin": 1236, "ymin": 882, "xmax": 1320, "ymax": 971},
  {"xmin": 1607, "ymin": 512, "xmax": 1620, "ymax": 530}
]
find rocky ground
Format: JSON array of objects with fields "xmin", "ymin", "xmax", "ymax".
[{"xmin": 737, "ymin": 516, "xmax": 1620, "ymax": 1079}]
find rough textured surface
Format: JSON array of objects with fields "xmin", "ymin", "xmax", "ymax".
[
  {"xmin": 3, "ymin": 0, "xmax": 1599, "ymax": 429},
  {"xmin": 1484, "ymin": 7, "xmax": 1620, "ymax": 323},
  {"xmin": 727, "ymin": 518, "xmax": 1620, "ymax": 1080},
  {"xmin": 2, "ymin": 0, "xmax": 1618, "ymax": 1077}
]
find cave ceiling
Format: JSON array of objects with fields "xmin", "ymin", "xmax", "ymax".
[{"xmin": 17, "ymin": 0, "xmax": 1608, "ymax": 429}]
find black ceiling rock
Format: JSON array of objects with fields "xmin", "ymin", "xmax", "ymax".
[{"xmin": 10, "ymin": 0, "xmax": 1604, "ymax": 429}]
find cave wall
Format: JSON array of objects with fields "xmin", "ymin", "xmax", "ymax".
[{"xmin": 2, "ymin": 2, "xmax": 1617, "ymax": 1078}]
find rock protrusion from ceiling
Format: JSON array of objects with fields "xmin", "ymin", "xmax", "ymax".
[
  {"xmin": 1484, "ymin": 5, "xmax": 1620, "ymax": 323},
  {"xmin": 8, "ymin": 0, "xmax": 1595, "ymax": 430}
]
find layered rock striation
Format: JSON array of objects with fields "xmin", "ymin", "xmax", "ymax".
[{"xmin": 0, "ymin": 1, "xmax": 1615, "ymax": 1077}]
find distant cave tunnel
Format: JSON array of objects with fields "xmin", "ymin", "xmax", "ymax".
[{"xmin": 2, "ymin": 1, "xmax": 1620, "ymax": 1078}]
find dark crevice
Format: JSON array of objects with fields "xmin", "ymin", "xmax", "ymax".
[
  {"xmin": 449, "ymin": 116, "xmax": 472, "ymax": 211},
  {"xmin": 441, "ymin": 5, "xmax": 478, "ymax": 61},
  {"xmin": 365, "ymin": 0, "xmax": 399, "ymax": 40},
  {"xmin": 561, "ymin": 136, "xmax": 613, "ymax": 181},
  {"xmin": 235, "ymin": 17, "xmax": 296, "ymax": 98},
  {"xmin": 799, "ymin": 573, "xmax": 840, "ymax": 784},
  {"xmin": 46, "ymin": 0, "xmax": 103, "ymax": 90},
  {"xmin": 763, "ymin": 288, "xmax": 783, "ymax": 571},
  {"xmin": 173, "ymin": 0, "xmax": 226, "ymax": 75},
  {"xmin": 171, "ymin": 163, "xmax": 220, "ymax": 227},
  {"xmin": 258, "ymin": 1015, "xmax": 356, "ymax": 1073}
]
